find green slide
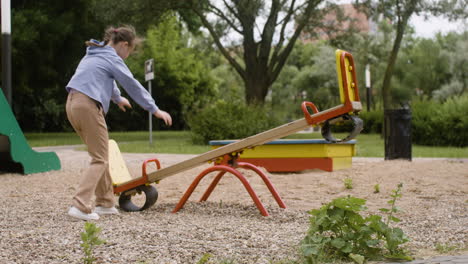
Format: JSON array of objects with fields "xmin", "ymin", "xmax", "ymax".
[{"xmin": 0, "ymin": 89, "xmax": 61, "ymax": 174}]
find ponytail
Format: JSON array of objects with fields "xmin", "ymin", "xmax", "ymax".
[{"xmin": 85, "ymin": 25, "xmax": 137, "ymax": 48}]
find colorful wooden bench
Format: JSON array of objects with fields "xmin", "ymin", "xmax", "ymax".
[{"xmin": 209, "ymin": 139, "xmax": 356, "ymax": 172}]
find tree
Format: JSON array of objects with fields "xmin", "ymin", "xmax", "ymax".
[
  {"xmin": 144, "ymin": 15, "xmax": 217, "ymax": 128},
  {"xmin": 88, "ymin": 0, "xmax": 202, "ymax": 34},
  {"xmin": 6, "ymin": 0, "xmax": 212, "ymax": 132},
  {"xmin": 357, "ymin": 0, "xmax": 418, "ymax": 109},
  {"xmin": 185, "ymin": 0, "xmax": 330, "ymax": 105},
  {"xmin": 6, "ymin": 0, "xmax": 102, "ymax": 131},
  {"xmin": 431, "ymin": 31, "xmax": 468, "ymax": 101},
  {"xmin": 110, "ymin": 14, "xmax": 217, "ymax": 130},
  {"xmin": 356, "ymin": 0, "xmax": 467, "ymax": 109},
  {"xmin": 293, "ymin": 45, "xmax": 340, "ymax": 109}
]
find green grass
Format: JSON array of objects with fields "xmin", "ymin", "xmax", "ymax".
[
  {"xmin": 25, "ymin": 132, "xmax": 82, "ymax": 147},
  {"xmin": 25, "ymin": 131, "xmax": 468, "ymax": 158},
  {"xmin": 285, "ymin": 132, "xmax": 385, "ymax": 157},
  {"xmin": 26, "ymin": 131, "xmax": 211, "ymax": 154},
  {"xmin": 111, "ymin": 131, "xmax": 210, "ymax": 154},
  {"xmin": 285, "ymin": 132, "xmax": 468, "ymax": 158}
]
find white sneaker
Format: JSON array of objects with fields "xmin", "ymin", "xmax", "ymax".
[
  {"xmin": 94, "ymin": 206, "xmax": 119, "ymax": 215},
  {"xmin": 68, "ymin": 206, "xmax": 99, "ymax": 221}
]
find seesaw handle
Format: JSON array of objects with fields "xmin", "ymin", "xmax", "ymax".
[
  {"xmin": 301, "ymin": 101, "xmax": 319, "ymax": 125},
  {"xmin": 142, "ymin": 158, "xmax": 161, "ymax": 181}
]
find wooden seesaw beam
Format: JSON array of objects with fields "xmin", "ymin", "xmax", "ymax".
[
  {"xmin": 150, "ymin": 103, "xmax": 361, "ymax": 183},
  {"xmin": 113, "ymin": 50, "xmax": 361, "ymax": 195}
]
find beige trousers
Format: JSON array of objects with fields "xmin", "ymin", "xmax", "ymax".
[{"xmin": 66, "ymin": 91, "xmax": 115, "ymax": 213}]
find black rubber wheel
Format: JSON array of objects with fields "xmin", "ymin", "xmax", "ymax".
[
  {"xmin": 321, "ymin": 114, "xmax": 363, "ymax": 143},
  {"xmin": 118, "ymin": 185, "xmax": 158, "ymax": 212}
]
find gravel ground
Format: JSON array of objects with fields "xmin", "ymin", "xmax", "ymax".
[{"xmin": 0, "ymin": 148, "xmax": 467, "ymax": 263}]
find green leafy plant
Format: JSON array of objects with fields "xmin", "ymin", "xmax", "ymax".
[
  {"xmin": 435, "ymin": 243, "xmax": 459, "ymax": 253},
  {"xmin": 343, "ymin": 177, "xmax": 353, "ymax": 189},
  {"xmin": 301, "ymin": 184, "xmax": 411, "ymax": 263},
  {"xmin": 374, "ymin": 184, "xmax": 380, "ymax": 193},
  {"xmin": 379, "ymin": 183, "xmax": 403, "ymax": 226},
  {"xmin": 80, "ymin": 222, "xmax": 106, "ymax": 264},
  {"xmin": 375, "ymin": 183, "xmax": 411, "ymax": 260},
  {"xmin": 197, "ymin": 253, "xmax": 212, "ymax": 264}
]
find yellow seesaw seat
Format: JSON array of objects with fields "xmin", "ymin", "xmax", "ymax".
[{"xmin": 108, "ymin": 139, "xmax": 133, "ymax": 185}]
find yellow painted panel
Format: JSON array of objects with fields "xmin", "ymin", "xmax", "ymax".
[
  {"xmin": 326, "ymin": 144, "xmax": 356, "ymax": 157},
  {"xmin": 212, "ymin": 143, "xmax": 355, "ymax": 158},
  {"xmin": 344, "ymin": 56, "xmax": 356, "ymax": 102},
  {"xmin": 336, "ymin": 49, "xmax": 356, "ymax": 104},
  {"xmin": 109, "ymin": 139, "xmax": 133, "ymax": 185},
  {"xmin": 332, "ymin": 157, "xmax": 353, "ymax": 170},
  {"xmin": 336, "ymin": 50, "xmax": 345, "ymax": 104}
]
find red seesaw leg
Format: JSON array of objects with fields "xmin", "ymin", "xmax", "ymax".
[
  {"xmin": 172, "ymin": 164, "xmax": 270, "ymax": 216},
  {"xmin": 238, "ymin": 162, "xmax": 286, "ymax": 209},
  {"xmin": 199, "ymin": 170, "xmax": 226, "ymax": 202}
]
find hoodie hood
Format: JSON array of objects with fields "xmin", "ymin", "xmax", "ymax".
[{"xmin": 86, "ymin": 39, "xmax": 118, "ymax": 57}]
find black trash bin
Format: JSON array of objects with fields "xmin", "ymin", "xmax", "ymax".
[{"xmin": 384, "ymin": 108, "xmax": 412, "ymax": 161}]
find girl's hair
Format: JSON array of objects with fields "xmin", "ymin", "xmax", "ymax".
[{"xmin": 85, "ymin": 25, "xmax": 137, "ymax": 47}]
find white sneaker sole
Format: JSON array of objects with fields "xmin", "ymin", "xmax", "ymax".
[
  {"xmin": 68, "ymin": 207, "xmax": 99, "ymax": 221},
  {"xmin": 94, "ymin": 207, "xmax": 119, "ymax": 215}
]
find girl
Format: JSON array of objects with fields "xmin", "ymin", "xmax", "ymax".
[{"xmin": 65, "ymin": 25, "xmax": 172, "ymax": 221}]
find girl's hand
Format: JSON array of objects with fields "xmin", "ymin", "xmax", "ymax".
[
  {"xmin": 154, "ymin": 110, "xmax": 172, "ymax": 126},
  {"xmin": 117, "ymin": 97, "xmax": 132, "ymax": 112}
]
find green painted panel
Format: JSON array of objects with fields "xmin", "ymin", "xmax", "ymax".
[{"xmin": 0, "ymin": 90, "xmax": 61, "ymax": 174}]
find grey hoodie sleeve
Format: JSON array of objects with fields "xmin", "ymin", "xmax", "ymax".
[{"xmin": 110, "ymin": 58, "xmax": 159, "ymax": 114}]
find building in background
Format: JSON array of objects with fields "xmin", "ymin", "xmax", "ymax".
[{"xmin": 300, "ymin": 4, "xmax": 377, "ymax": 43}]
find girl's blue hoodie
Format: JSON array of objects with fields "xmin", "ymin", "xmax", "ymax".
[{"xmin": 66, "ymin": 41, "xmax": 158, "ymax": 114}]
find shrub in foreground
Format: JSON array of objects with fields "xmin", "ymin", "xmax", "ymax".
[{"xmin": 301, "ymin": 184, "xmax": 411, "ymax": 263}]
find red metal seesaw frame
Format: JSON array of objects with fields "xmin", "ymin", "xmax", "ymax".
[
  {"xmin": 167, "ymin": 51, "xmax": 359, "ymax": 216},
  {"xmin": 113, "ymin": 158, "xmax": 160, "ymax": 194},
  {"xmin": 172, "ymin": 153, "xmax": 286, "ymax": 216},
  {"xmin": 113, "ymin": 50, "xmax": 362, "ymax": 216}
]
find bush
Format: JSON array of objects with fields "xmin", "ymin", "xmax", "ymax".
[
  {"xmin": 411, "ymin": 100, "xmax": 440, "ymax": 146},
  {"xmin": 412, "ymin": 95, "xmax": 468, "ymax": 147},
  {"xmin": 359, "ymin": 109, "xmax": 384, "ymax": 134},
  {"xmin": 187, "ymin": 100, "xmax": 281, "ymax": 144},
  {"xmin": 356, "ymin": 95, "xmax": 468, "ymax": 147}
]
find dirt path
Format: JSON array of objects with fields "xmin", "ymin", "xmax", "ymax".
[{"xmin": 0, "ymin": 148, "xmax": 466, "ymax": 263}]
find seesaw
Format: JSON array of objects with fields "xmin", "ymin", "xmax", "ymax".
[{"xmin": 111, "ymin": 50, "xmax": 363, "ymax": 216}]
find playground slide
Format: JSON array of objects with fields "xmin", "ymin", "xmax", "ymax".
[{"xmin": 0, "ymin": 89, "xmax": 61, "ymax": 174}]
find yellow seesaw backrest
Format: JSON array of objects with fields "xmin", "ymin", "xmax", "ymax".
[
  {"xmin": 335, "ymin": 49, "xmax": 358, "ymax": 104},
  {"xmin": 109, "ymin": 139, "xmax": 133, "ymax": 185}
]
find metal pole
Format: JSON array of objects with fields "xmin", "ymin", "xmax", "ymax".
[
  {"xmin": 148, "ymin": 80, "xmax": 153, "ymax": 145},
  {"xmin": 365, "ymin": 64, "xmax": 371, "ymax": 111},
  {"xmin": 2, "ymin": 0, "xmax": 12, "ymax": 106}
]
